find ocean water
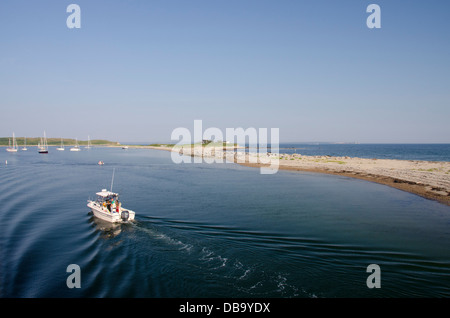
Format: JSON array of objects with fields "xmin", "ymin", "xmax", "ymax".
[
  {"xmin": 0, "ymin": 146, "xmax": 449, "ymax": 298},
  {"xmin": 249, "ymin": 143, "xmax": 450, "ymax": 162}
]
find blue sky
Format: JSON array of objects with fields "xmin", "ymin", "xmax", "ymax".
[{"xmin": 1, "ymin": 0, "xmax": 449, "ymax": 143}]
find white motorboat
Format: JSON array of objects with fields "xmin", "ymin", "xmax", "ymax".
[{"xmin": 87, "ymin": 189, "xmax": 135, "ymax": 223}]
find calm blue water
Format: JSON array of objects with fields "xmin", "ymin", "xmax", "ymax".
[
  {"xmin": 249, "ymin": 143, "xmax": 450, "ymax": 162},
  {"xmin": 1, "ymin": 146, "xmax": 449, "ymax": 298}
]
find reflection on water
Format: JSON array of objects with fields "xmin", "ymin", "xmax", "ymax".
[{"xmin": 89, "ymin": 213, "xmax": 122, "ymax": 239}]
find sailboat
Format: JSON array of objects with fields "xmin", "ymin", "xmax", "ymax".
[
  {"xmin": 70, "ymin": 138, "xmax": 81, "ymax": 151},
  {"xmin": 22, "ymin": 136, "xmax": 28, "ymax": 151},
  {"xmin": 56, "ymin": 138, "xmax": 65, "ymax": 151},
  {"xmin": 85, "ymin": 136, "xmax": 92, "ymax": 149},
  {"xmin": 6, "ymin": 133, "xmax": 18, "ymax": 152},
  {"xmin": 38, "ymin": 131, "xmax": 49, "ymax": 154}
]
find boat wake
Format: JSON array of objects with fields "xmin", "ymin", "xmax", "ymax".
[{"xmin": 129, "ymin": 218, "xmax": 309, "ymax": 297}]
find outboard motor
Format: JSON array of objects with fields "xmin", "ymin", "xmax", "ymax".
[{"xmin": 121, "ymin": 210, "xmax": 129, "ymax": 222}]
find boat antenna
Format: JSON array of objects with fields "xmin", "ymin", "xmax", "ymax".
[{"xmin": 111, "ymin": 168, "xmax": 115, "ymax": 192}]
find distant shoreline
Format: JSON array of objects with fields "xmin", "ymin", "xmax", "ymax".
[{"xmin": 0, "ymin": 137, "xmax": 117, "ymax": 147}]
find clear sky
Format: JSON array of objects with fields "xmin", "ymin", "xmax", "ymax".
[{"xmin": 1, "ymin": 0, "xmax": 449, "ymax": 143}]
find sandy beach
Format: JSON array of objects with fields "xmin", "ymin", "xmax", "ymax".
[
  {"xmin": 146, "ymin": 145, "xmax": 450, "ymax": 206},
  {"xmin": 244, "ymin": 154, "xmax": 450, "ymax": 206}
]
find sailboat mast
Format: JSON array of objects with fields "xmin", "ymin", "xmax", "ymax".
[{"xmin": 12, "ymin": 133, "xmax": 17, "ymax": 149}]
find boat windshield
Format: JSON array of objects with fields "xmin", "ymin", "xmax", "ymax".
[{"xmin": 96, "ymin": 194, "xmax": 119, "ymax": 203}]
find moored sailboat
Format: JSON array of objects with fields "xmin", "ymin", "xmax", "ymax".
[
  {"xmin": 6, "ymin": 133, "xmax": 18, "ymax": 152},
  {"xmin": 56, "ymin": 138, "xmax": 65, "ymax": 151},
  {"xmin": 85, "ymin": 135, "xmax": 92, "ymax": 149},
  {"xmin": 22, "ymin": 136, "xmax": 28, "ymax": 151},
  {"xmin": 38, "ymin": 131, "xmax": 49, "ymax": 154},
  {"xmin": 70, "ymin": 138, "xmax": 81, "ymax": 151}
]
